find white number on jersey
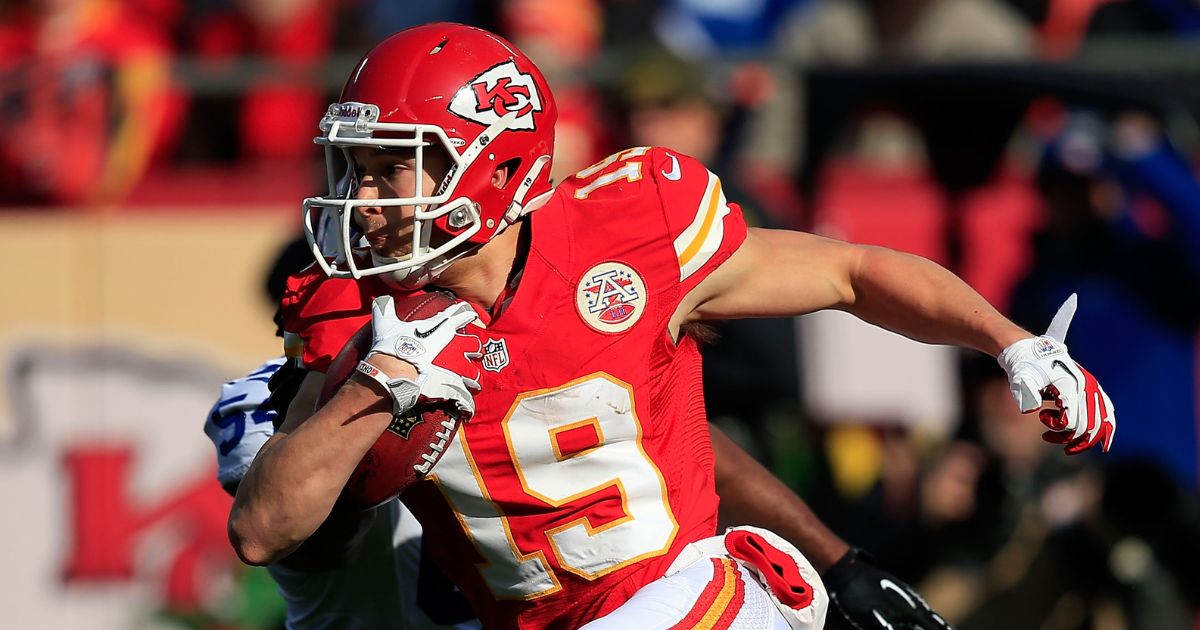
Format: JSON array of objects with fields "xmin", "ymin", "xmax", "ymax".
[
  {"xmin": 429, "ymin": 373, "xmax": 679, "ymax": 599},
  {"xmin": 572, "ymin": 147, "xmax": 650, "ymax": 200}
]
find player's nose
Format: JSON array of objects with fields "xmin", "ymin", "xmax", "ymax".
[{"xmin": 353, "ymin": 175, "xmax": 383, "ymax": 214}]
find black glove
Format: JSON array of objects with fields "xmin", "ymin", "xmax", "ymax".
[
  {"xmin": 266, "ymin": 360, "xmax": 309, "ymax": 429},
  {"xmin": 823, "ymin": 547, "xmax": 952, "ymax": 630}
]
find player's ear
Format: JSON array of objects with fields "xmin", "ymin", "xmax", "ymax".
[{"xmin": 492, "ymin": 159, "xmax": 518, "ymax": 189}]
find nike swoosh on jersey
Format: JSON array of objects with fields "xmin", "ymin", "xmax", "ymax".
[{"xmin": 662, "ymin": 153, "xmax": 682, "ymax": 181}]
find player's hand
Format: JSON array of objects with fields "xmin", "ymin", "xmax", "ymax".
[
  {"xmin": 998, "ymin": 294, "xmax": 1116, "ymax": 454},
  {"xmin": 363, "ymin": 295, "xmax": 482, "ymax": 418},
  {"xmin": 266, "ymin": 360, "xmax": 309, "ymax": 429},
  {"xmin": 823, "ymin": 548, "xmax": 951, "ymax": 630}
]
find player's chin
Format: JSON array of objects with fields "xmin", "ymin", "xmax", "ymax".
[
  {"xmin": 371, "ymin": 245, "xmax": 412, "ymax": 260},
  {"xmin": 370, "ymin": 235, "xmax": 415, "ymax": 261}
]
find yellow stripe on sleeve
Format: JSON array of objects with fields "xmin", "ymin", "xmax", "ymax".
[{"xmin": 672, "ymin": 171, "xmax": 731, "ymax": 282}]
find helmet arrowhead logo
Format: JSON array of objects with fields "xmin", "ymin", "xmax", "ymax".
[{"xmin": 450, "ymin": 61, "xmax": 543, "ymax": 131}]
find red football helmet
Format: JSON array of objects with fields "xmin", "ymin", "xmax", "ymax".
[{"xmin": 303, "ymin": 23, "xmax": 557, "ymax": 287}]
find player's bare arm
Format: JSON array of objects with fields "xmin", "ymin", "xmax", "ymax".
[
  {"xmin": 679, "ymin": 227, "xmax": 1114, "ymax": 453},
  {"xmin": 228, "ymin": 373, "xmax": 397, "ymax": 565},
  {"xmin": 247, "ymin": 368, "xmax": 382, "ymax": 571},
  {"xmin": 232, "ymin": 369, "xmax": 326, "ymax": 483},
  {"xmin": 231, "ymin": 294, "xmax": 479, "ymax": 566},
  {"xmin": 675, "ymin": 227, "xmax": 1028, "ymax": 356}
]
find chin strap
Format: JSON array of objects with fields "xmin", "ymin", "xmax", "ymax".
[
  {"xmin": 502, "ymin": 154, "xmax": 552, "ymax": 226},
  {"xmin": 378, "ymin": 239, "xmax": 487, "ymax": 290}
]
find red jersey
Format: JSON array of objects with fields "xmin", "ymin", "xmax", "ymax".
[
  {"xmin": 406, "ymin": 147, "xmax": 746, "ymax": 629},
  {"xmin": 280, "ymin": 261, "xmax": 392, "ymax": 372},
  {"xmin": 282, "ymin": 147, "xmax": 748, "ymax": 629}
]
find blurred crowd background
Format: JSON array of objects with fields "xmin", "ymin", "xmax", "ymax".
[{"xmin": 3, "ymin": 0, "xmax": 1200, "ymax": 629}]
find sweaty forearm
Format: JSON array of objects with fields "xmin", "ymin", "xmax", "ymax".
[
  {"xmin": 228, "ymin": 377, "xmax": 391, "ymax": 565},
  {"xmin": 711, "ymin": 426, "xmax": 849, "ymax": 571},
  {"xmin": 846, "ymin": 245, "xmax": 1028, "ymax": 357}
]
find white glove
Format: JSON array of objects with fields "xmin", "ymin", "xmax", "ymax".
[
  {"xmin": 360, "ymin": 295, "xmax": 482, "ymax": 419},
  {"xmin": 998, "ymin": 294, "xmax": 1116, "ymax": 454}
]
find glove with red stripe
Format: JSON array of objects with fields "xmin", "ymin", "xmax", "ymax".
[
  {"xmin": 362, "ymin": 294, "xmax": 482, "ymax": 420},
  {"xmin": 998, "ymin": 294, "xmax": 1116, "ymax": 454}
]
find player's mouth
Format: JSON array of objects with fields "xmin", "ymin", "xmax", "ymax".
[
  {"xmin": 365, "ymin": 230, "xmax": 415, "ymax": 261},
  {"xmin": 359, "ymin": 219, "xmax": 391, "ymax": 248}
]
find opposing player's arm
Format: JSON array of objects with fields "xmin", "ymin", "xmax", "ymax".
[
  {"xmin": 710, "ymin": 425, "xmax": 848, "ymax": 571},
  {"xmin": 676, "ymin": 227, "xmax": 1029, "ymax": 357},
  {"xmin": 711, "ymin": 425, "xmax": 954, "ymax": 629}
]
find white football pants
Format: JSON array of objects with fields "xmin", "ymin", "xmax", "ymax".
[
  {"xmin": 582, "ymin": 526, "xmax": 828, "ymax": 630},
  {"xmin": 580, "ymin": 555, "xmax": 791, "ymax": 629}
]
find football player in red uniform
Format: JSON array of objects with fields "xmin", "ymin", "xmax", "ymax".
[
  {"xmin": 230, "ymin": 23, "xmax": 1116, "ymax": 629},
  {"xmin": 270, "ymin": 264, "xmax": 950, "ymax": 630}
]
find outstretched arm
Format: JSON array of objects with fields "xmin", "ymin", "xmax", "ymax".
[
  {"xmin": 676, "ymin": 228, "xmax": 1028, "ymax": 356},
  {"xmin": 681, "ymin": 228, "xmax": 1115, "ymax": 454}
]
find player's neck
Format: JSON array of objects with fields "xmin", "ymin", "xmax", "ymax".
[{"xmin": 434, "ymin": 220, "xmax": 528, "ymax": 313}]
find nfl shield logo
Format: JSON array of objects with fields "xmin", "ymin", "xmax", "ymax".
[
  {"xmin": 482, "ymin": 338, "xmax": 510, "ymax": 373},
  {"xmin": 1033, "ymin": 337, "xmax": 1060, "ymax": 358}
]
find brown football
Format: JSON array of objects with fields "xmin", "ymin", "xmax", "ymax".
[{"xmin": 318, "ymin": 291, "xmax": 463, "ymax": 511}]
